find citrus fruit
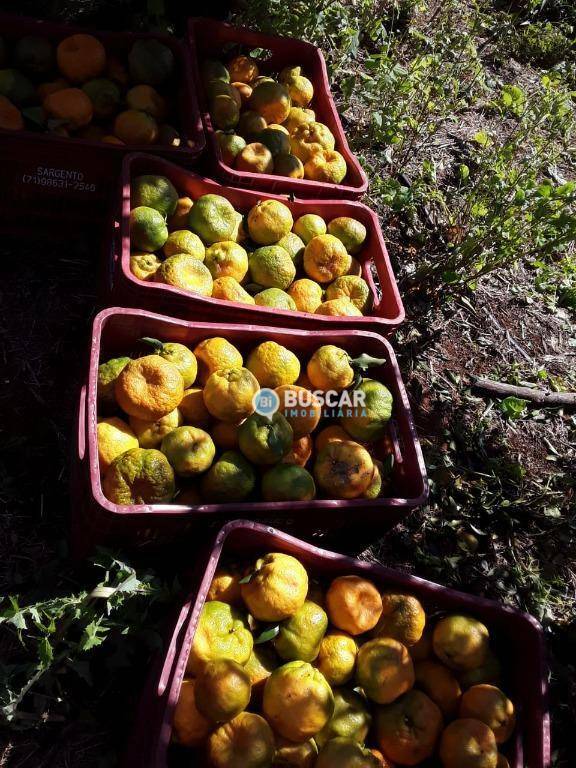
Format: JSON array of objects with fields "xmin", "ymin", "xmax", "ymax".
[
  {"xmin": 439, "ymin": 718, "xmax": 498, "ymax": 768},
  {"xmin": 208, "ymin": 567, "xmax": 243, "ymax": 605},
  {"xmin": 274, "ymin": 153, "xmax": 304, "ymax": 178},
  {"xmin": 44, "ymin": 87, "xmax": 93, "ymax": 128},
  {"xmin": 234, "ymin": 141, "xmax": 272, "ymax": 172},
  {"xmin": 257, "ymin": 126, "xmax": 291, "ymax": 156},
  {"xmin": 157, "ymin": 254, "xmax": 213, "ymax": 296},
  {"xmin": 194, "ymin": 337, "xmax": 243, "ymax": 385},
  {"xmin": 238, "ymin": 412, "xmax": 293, "ymax": 465},
  {"xmin": 102, "ymin": 447, "xmax": 175, "ymax": 504},
  {"xmin": 169, "ymin": 196, "xmax": 194, "ymax": 229},
  {"xmin": 0, "ymin": 94, "xmax": 22, "ymax": 130},
  {"xmin": 228, "ymin": 55, "xmax": 259, "ymax": 83},
  {"xmin": 172, "ymin": 678, "xmax": 211, "ymax": 747},
  {"xmin": 254, "ymin": 288, "xmax": 296, "ymax": 310},
  {"xmin": 414, "ymin": 659, "xmax": 462, "ymax": 718},
  {"xmin": 326, "ymin": 275, "xmax": 371, "ymax": 312},
  {"xmin": 314, "ymin": 439, "xmax": 375, "ymax": 499},
  {"xmin": 316, "ymin": 631, "xmax": 358, "ymax": 686},
  {"xmin": 249, "ymin": 246, "xmax": 295, "ymax": 289},
  {"xmin": 290, "ymin": 122, "xmax": 335, "ymax": 161},
  {"xmin": 115, "ymin": 355, "xmax": 184, "ymax": 420},
  {"xmin": 0, "ymin": 69, "xmax": 35, "ymax": 106},
  {"xmin": 433, "ymin": 616, "xmax": 490, "ymax": 672},
  {"xmin": 205, "ymin": 241, "xmax": 248, "ymax": 281},
  {"xmin": 262, "ymin": 464, "xmax": 316, "ymax": 502},
  {"xmin": 238, "ymin": 110, "xmax": 267, "ymax": 137},
  {"xmin": 306, "ymin": 344, "xmax": 354, "ymax": 392},
  {"xmin": 247, "ymin": 341, "xmax": 300, "ymax": 388},
  {"xmin": 37, "ymin": 77, "xmax": 68, "ymax": 101},
  {"xmin": 163, "ymin": 229, "xmax": 205, "ymax": 260},
  {"xmin": 82, "ymin": 77, "xmax": 121, "ymax": 118},
  {"xmin": 211, "ymin": 93, "xmax": 240, "ymax": 129},
  {"xmin": 273, "ymin": 738, "xmax": 318, "ymax": 767},
  {"xmin": 275, "ymin": 384, "xmax": 322, "ymax": 437},
  {"xmin": 129, "ymin": 252, "xmax": 160, "ymax": 283},
  {"xmin": 245, "ymin": 646, "xmax": 278, "ymax": 700},
  {"xmin": 201, "ymin": 450, "xmax": 256, "ymax": 503},
  {"xmin": 307, "ymin": 346, "xmax": 353, "ymax": 391},
  {"xmin": 280, "ymin": 67, "xmax": 314, "ymax": 108},
  {"xmin": 98, "ymin": 356, "xmax": 131, "ymax": 411},
  {"xmin": 189, "ymin": 599, "xmax": 253, "ymax": 675},
  {"xmin": 315, "ymin": 688, "xmax": 372, "ymax": 747},
  {"xmin": 375, "ymin": 690, "xmax": 443, "ymax": 765},
  {"xmin": 410, "ymin": 629, "xmax": 433, "ymax": 662},
  {"xmin": 97, "ymin": 417, "xmax": 139, "ymax": 472},
  {"xmin": 362, "ymin": 459, "xmax": 386, "ymax": 500},
  {"xmin": 316, "ymin": 738, "xmax": 381, "ymax": 768},
  {"xmin": 283, "ymin": 106, "xmax": 315, "ymax": 134},
  {"xmin": 202, "ymin": 59, "xmax": 230, "ymax": 85},
  {"xmin": 128, "ymin": 39, "xmax": 174, "ymax": 86},
  {"xmin": 195, "ymin": 658, "xmax": 252, "ymax": 723},
  {"xmin": 216, "ymin": 131, "xmax": 247, "ymax": 164},
  {"xmin": 263, "ymin": 661, "xmax": 333, "ymax": 742},
  {"xmin": 305, "ymin": 149, "xmax": 347, "ymax": 183},
  {"xmin": 304, "ymin": 234, "xmax": 351, "ymax": 283},
  {"xmin": 326, "ymin": 575, "xmax": 383, "ymax": 635},
  {"xmin": 179, "ymin": 387, "xmax": 211, "ymax": 426},
  {"xmin": 123, "ymin": 82, "xmax": 165, "ymax": 120},
  {"xmin": 128, "ymin": 407, "xmax": 182, "ymax": 449},
  {"xmin": 129, "ymin": 206, "xmax": 167, "ymax": 252},
  {"xmin": 161, "ymin": 425, "xmax": 215, "ymax": 476},
  {"xmin": 145, "ymin": 341, "xmax": 197, "ymax": 387},
  {"xmin": 132, "ymin": 174, "xmax": 178, "ymax": 217},
  {"xmin": 281, "ymin": 435, "xmax": 313, "ymax": 467},
  {"xmin": 496, "ymin": 755, "xmax": 510, "ymax": 768},
  {"xmin": 274, "ymin": 599, "xmax": 328, "ymax": 662},
  {"xmin": 293, "ymin": 214, "xmax": 327, "ymax": 244},
  {"xmin": 57, "ymin": 34, "xmax": 106, "ymax": 83},
  {"xmin": 232, "ymin": 82, "xmax": 252, "ymax": 105},
  {"xmin": 241, "ymin": 552, "xmax": 308, "ymax": 622},
  {"xmin": 189, "ymin": 193, "xmax": 238, "ymax": 244},
  {"xmin": 314, "ymin": 425, "xmax": 350, "ymax": 453},
  {"xmin": 114, "ymin": 109, "xmax": 158, "ymax": 144},
  {"xmin": 459, "ymin": 685, "xmax": 515, "ymax": 743},
  {"xmin": 373, "ymin": 592, "xmax": 426, "ymax": 647},
  {"xmin": 248, "ymin": 199, "xmax": 294, "ymax": 245},
  {"xmin": 328, "ymin": 217, "xmax": 367, "ymax": 255},
  {"xmin": 249, "ymin": 80, "xmax": 291, "ymax": 124},
  {"xmin": 203, "ymin": 367, "xmax": 259, "ymax": 423},
  {"xmin": 211, "ymin": 422, "xmax": 240, "ymax": 451},
  {"xmin": 316, "ymin": 298, "xmax": 362, "ymax": 316},
  {"xmin": 207, "ymin": 712, "xmax": 275, "ymax": 768},
  {"xmin": 212, "ymin": 276, "xmax": 255, "ymax": 304},
  {"xmin": 286, "ymin": 279, "xmax": 323, "ymax": 313},
  {"xmin": 458, "ymin": 652, "xmax": 502, "ymax": 690},
  {"xmin": 14, "ymin": 36, "xmax": 54, "ymax": 77},
  {"xmin": 341, "ymin": 380, "xmax": 393, "ymax": 443}
]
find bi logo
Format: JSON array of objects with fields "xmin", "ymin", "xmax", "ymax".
[{"xmin": 253, "ymin": 388, "xmax": 280, "ymax": 417}]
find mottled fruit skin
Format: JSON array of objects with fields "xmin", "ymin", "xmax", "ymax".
[
  {"xmin": 316, "ymin": 737, "xmax": 382, "ymax": 768},
  {"xmin": 241, "ymin": 552, "xmax": 308, "ymax": 622},
  {"xmin": 375, "ymin": 689, "xmax": 444, "ymax": 766},
  {"xmin": 263, "ymin": 661, "xmax": 334, "ymax": 742},
  {"xmin": 194, "ymin": 658, "xmax": 252, "ymax": 723},
  {"xmin": 274, "ymin": 600, "xmax": 328, "ymax": 662},
  {"xmin": 207, "ymin": 712, "xmax": 276, "ymax": 768},
  {"xmin": 356, "ymin": 637, "xmax": 415, "ymax": 704},
  {"xmin": 187, "ymin": 600, "xmax": 253, "ymax": 674},
  {"xmin": 433, "ymin": 615, "xmax": 490, "ymax": 672},
  {"xmin": 459, "ymin": 685, "xmax": 516, "ymax": 744},
  {"xmin": 326, "ymin": 575, "xmax": 383, "ymax": 635},
  {"xmin": 102, "ymin": 447, "xmax": 175, "ymax": 505},
  {"xmin": 172, "ymin": 678, "xmax": 211, "ymax": 747},
  {"xmin": 315, "ymin": 688, "xmax": 372, "ymax": 748}
]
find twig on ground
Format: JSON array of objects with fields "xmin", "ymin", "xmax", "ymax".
[{"xmin": 471, "ymin": 377, "xmax": 576, "ymax": 407}]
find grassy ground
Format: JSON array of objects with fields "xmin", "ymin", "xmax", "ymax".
[{"xmin": 1, "ymin": 1, "xmax": 575, "ymax": 766}]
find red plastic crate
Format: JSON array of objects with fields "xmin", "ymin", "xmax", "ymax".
[
  {"xmin": 0, "ymin": 14, "xmax": 204, "ymax": 233},
  {"xmin": 111, "ymin": 153, "xmax": 404, "ymax": 334},
  {"xmin": 71, "ymin": 307, "xmax": 426, "ymax": 555},
  {"xmin": 187, "ymin": 17, "xmax": 368, "ymax": 199},
  {"xmin": 123, "ymin": 520, "xmax": 550, "ymax": 768}
]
